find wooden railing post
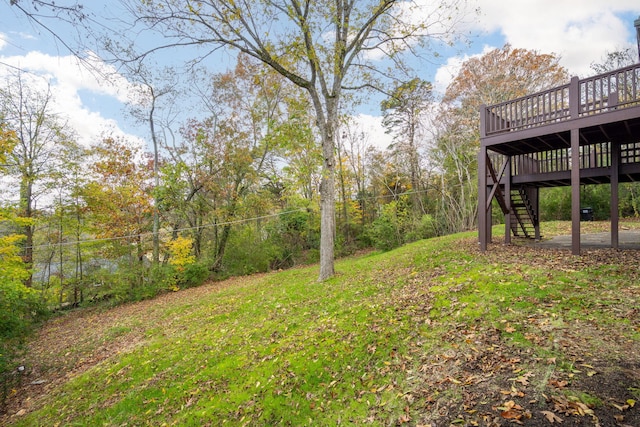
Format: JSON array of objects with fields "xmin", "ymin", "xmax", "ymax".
[
  {"xmin": 569, "ymin": 76, "xmax": 580, "ymax": 119},
  {"xmin": 480, "ymin": 104, "xmax": 487, "ymax": 137}
]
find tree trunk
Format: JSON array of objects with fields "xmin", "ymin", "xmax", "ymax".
[
  {"xmin": 211, "ymin": 223, "xmax": 232, "ymax": 272},
  {"xmin": 20, "ymin": 179, "xmax": 34, "ymax": 287},
  {"xmin": 149, "ymin": 92, "xmax": 160, "ymax": 265},
  {"xmin": 318, "ymin": 127, "xmax": 336, "ymax": 281}
]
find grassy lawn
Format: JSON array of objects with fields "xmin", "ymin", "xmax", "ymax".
[{"xmin": 4, "ymin": 221, "xmax": 640, "ymax": 426}]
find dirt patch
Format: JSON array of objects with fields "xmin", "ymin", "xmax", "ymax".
[
  {"xmin": 404, "ymin": 240, "xmax": 640, "ymax": 426},
  {"xmin": 401, "ymin": 317, "xmax": 640, "ymax": 426}
]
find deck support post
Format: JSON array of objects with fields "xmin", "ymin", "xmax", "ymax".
[
  {"xmin": 478, "ymin": 146, "xmax": 488, "ymax": 251},
  {"xmin": 504, "ymin": 156, "xmax": 512, "ymax": 245},
  {"xmin": 611, "ymin": 142, "xmax": 620, "ymax": 249},
  {"xmin": 534, "ymin": 187, "xmax": 541, "ymax": 240},
  {"xmin": 570, "ymin": 128, "xmax": 581, "ymax": 255}
]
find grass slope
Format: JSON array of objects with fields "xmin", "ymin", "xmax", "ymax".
[{"xmin": 4, "ymin": 222, "xmax": 640, "ymax": 426}]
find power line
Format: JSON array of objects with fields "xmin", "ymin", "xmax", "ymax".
[
  {"xmin": 26, "ymin": 208, "xmax": 308, "ymax": 251},
  {"xmin": 25, "ymin": 188, "xmax": 433, "ymax": 251}
]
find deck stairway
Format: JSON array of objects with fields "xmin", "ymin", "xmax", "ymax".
[{"xmin": 510, "ymin": 187, "xmax": 536, "ymax": 239}]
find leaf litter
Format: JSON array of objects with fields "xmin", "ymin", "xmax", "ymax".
[
  {"xmin": 2, "ymin": 223, "xmax": 640, "ymax": 426},
  {"xmin": 391, "ymin": 236, "xmax": 640, "ymax": 426}
]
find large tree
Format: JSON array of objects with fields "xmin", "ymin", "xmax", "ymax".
[
  {"xmin": 381, "ymin": 78, "xmax": 433, "ymax": 215},
  {"xmin": 0, "ymin": 71, "xmax": 73, "ymax": 287},
  {"xmin": 82, "ymin": 137, "xmax": 154, "ymax": 270},
  {"xmin": 443, "ymin": 44, "xmax": 569, "ymax": 117},
  {"xmin": 115, "ymin": 0, "xmax": 468, "ymax": 280},
  {"xmin": 123, "ymin": 63, "xmax": 179, "ymax": 265},
  {"xmin": 433, "ymin": 44, "xmax": 569, "ymax": 232}
]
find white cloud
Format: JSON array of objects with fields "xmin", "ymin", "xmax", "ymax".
[
  {"xmin": 431, "ymin": 2, "xmax": 640, "ymax": 97},
  {"xmin": 433, "ymin": 45, "xmax": 494, "ymax": 96},
  {"xmin": 433, "ymin": 56, "xmax": 463, "ymax": 96},
  {"xmin": 16, "ymin": 32, "xmax": 37, "ymax": 41},
  {"xmin": 2, "ymin": 50, "xmax": 138, "ymax": 103},
  {"xmin": 471, "ymin": 0, "xmax": 640, "ymax": 76},
  {"xmin": 351, "ymin": 113, "xmax": 394, "ymax": 150},
  {"xmin": 0, "ymin": 33, "xmax": 6, "ymax": 50},
  {"xmin": 0, "ymin": 50, "xmax": 145, "ymax": 147}
]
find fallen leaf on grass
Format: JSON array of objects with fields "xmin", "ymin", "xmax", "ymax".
[
  {"xmin": 501, "ymin": 409, "xmax": 521, "ymax": 420},
  {"xmin": 610, "ymin": 401, "xmax": 633, "ymax": 411},
  {"xmin": 445, "ymin": 376, "xmax": 461, "ymax": 384},
  {"xmin": 548, "ymin": 379, "xmax": 568, "ymax": 389},
  {"xmin": 497, "ymin": 400, "xmax": 519, "ymax": 411},
  {"xmin": 500, "ymin": 385, "xmax": 525, "ymax": 397},
  {"xmin": 570, "ymin": 401, "xmax": 594, "ymax": 416},
  {"xmin": 552, "ymin": 395, "xmax": 594, "ymax": 417},
  {"xmin": 541, "ymin": 410, "xmax": 563, "ymax": 423},
  {"xmin": 497, "ymin": 400, "xmax": 531, "ymax": 423},
  {"xmin": 511, "ymin": 371, "xmax": 534, "ymax": 386},
  {"xmin": 398, "ymin": 414, "xmax": 411, "ymax": 423}
]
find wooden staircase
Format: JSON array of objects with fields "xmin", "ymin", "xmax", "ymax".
[{"xmin": 510, "ymin": 187, "xmax": 537, "ymax": 239}]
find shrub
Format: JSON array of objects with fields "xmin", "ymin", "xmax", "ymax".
[
  {"xmin": 364, "ymin": 201, "xmax": 406, "ymax": 251},
  {"xmin": 0, "ymin": 227, "xmax": 44, "ymax": 407},
  {"xmin": 223, "ymin": 225, "xmax": 283, "ymax": 275},
  {"xmin": 177, "ymin": 262, "xmax": 209, "ymax": 288}
]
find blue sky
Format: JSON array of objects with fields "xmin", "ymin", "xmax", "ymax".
[{"xmin": 1, "ymin": 0, "xmax": 640, "ymax": 152}]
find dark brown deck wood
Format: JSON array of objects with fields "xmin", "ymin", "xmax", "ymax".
[{"xmin": 479, "ymin": 63, "xmax": 640, "ymax": 253}]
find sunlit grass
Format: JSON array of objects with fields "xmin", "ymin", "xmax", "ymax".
[{"xmin": 11, "ymin": 223, "xmax": 640, "ymax": 426}]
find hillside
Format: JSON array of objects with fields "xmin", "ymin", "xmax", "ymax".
[{"xmin": 3, "ymin": 222, "xmax": 640, "ymax": 426}]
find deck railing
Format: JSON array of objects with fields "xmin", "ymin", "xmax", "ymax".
[
  {"xmin": 508, "ymin": 142, "xmax": 640, "ymax": 177},
  {"xmin": 481, "ymin": 63, "xmax": 640, "ymax": 136}
]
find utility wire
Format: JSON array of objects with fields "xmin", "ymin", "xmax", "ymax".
[
  {"xmin": 26, "ymin": 208, "xmax": 308, "ymax": 251},
  {"xmin": 25, "ymin": 188, "xmax": 433, "ymax": 251}
]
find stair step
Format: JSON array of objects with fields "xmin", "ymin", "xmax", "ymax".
[{"xmin": 510, "ymin": 187, "xmax": 537, "ymax": 240}]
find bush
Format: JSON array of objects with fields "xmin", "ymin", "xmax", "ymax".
[
  {"xmin": 364, "ymin": 201, "xmax": 440, "ymax": 251},
  {"xmin": 0, "ymin": 215, "xmax": 45, "ymax": 403},
  {"xmin": 364, "ymin": 201, "xmax": 406, "ymax": 251},
  {"xmin": 260, "ymin": 207, "xmax": 322, "ymax": 268},
  {"xmin": 223, "ymin": 225, "xmax": 283, "ymax": 275},
  {"xmin": 410, "ymin": 214, "xmax": 439, "ymax": 241},
  {"xmin": 177, "ymin": 262, "xmax": 209, "ymax": 288},
  {"xmin": 1, "ymin": 278, "xmax": 44, "ymax": 407},
  {"xmin": 365, "ymin": 214, "xmax": 401, "ymax": 251}
]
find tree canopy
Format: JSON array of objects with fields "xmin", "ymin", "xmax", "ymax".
[{"xmin": 113, "ymin": 0, "xmax": 469, "ymax": 280}]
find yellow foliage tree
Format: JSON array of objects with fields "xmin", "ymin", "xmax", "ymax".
[{"xmin": 166, "ymin": 236, "xmax": 196, "ymax": 272}]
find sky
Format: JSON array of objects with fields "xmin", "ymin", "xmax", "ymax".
[{"xmin": 1, "ymin": 0, "xmax": 640, "ymax": 152}]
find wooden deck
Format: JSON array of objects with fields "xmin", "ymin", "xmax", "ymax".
[{"xmin": 478, "ymin": 63, "xmax": 640, "ymax": 253}]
